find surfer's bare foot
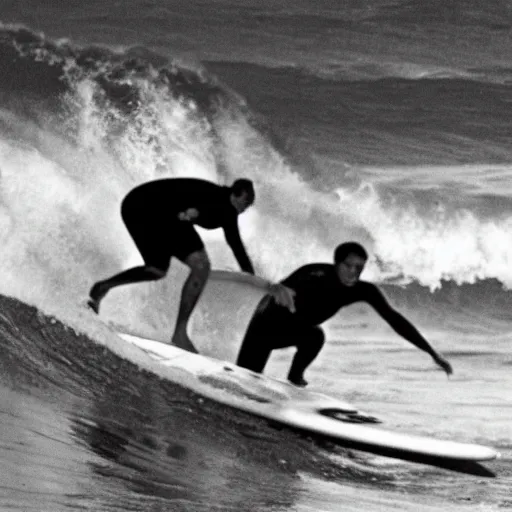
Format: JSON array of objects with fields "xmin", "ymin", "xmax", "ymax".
[
  {"xmin": 288, "ymin": 375, "xmax": 308, "ymax": 387},
  {"xmin": 87, "ymin": 298, "xmax": 100, "ymax": 314},
  {"xmin": 172, "ymin": 332, "xmax": 198, "ymax": 354},
  {"xmin": 88, "ymin": 282, "xmax": 108, "ymax": 314}
]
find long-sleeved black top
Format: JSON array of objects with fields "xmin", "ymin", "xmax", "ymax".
[{"xmin": 263, "ymin": 263, "xmax": 435, "ymax": 356}]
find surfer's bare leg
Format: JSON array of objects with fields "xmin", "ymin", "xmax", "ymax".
[
  {"xmin": 287, "ymin": 327, "xmax": 325, "ymax": 387},
  {"xmin": 88, "ymin": 266, "xmax": 165, "ymax": 313},
  {"xmin": 171, "ymin": 249, "xmax": 210, "ymax": 353}
]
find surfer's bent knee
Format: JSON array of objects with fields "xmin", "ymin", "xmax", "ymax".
[
  {"xmin": 183, "ymin": 249, "xmax": 211, "ymax": 277},
  {"xmin": 303, "ymin": 326, "xmax": 325, "ymax": 348},
  {"xmin": 313, "ymin": 326, "xmax": 325, "ymax": 343}
]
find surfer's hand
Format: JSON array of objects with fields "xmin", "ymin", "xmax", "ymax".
[
  {"xmin": 268, "ymin": 283, "xmax": 296, "ymax": 313},
  {"xmin": 433, "ymin": 354, "xmax": 453, "ymax": 377},
  {"xmin": 178, "ymin": 208, "xmax": 199, "ymax": 221}
]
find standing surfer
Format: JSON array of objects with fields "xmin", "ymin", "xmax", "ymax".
[{"xmin": 88, "ymin": 177, "xmax": 295, "ymax": 352}]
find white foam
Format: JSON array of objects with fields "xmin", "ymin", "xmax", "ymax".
[
  {"xmin": 1, "ymin": 53, "xmax": 511, "ymax": 341},
  {"xmin": 334, "ymin": 180, "xmax": 512, "ymax": 289}
]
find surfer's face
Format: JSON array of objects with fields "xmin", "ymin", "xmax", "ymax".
[
  {"xmin": 231, "ymin": 191, "xmax": 252, "ymax": 214},
  {"xmin": 336, "ymin": 253, "xmax": 366, "ymax": 287}
]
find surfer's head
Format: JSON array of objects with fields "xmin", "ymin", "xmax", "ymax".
[
  {"xmin": 230, "ymin": 178, "xmax": 255, "ymax": 213},
  {"xmin": 334, "ymin": 242, "xmax": 368, "ymax": 287}
]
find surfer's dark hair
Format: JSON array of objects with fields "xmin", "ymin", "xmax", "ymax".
[
  {"xmin": 334, "ymin": 242, "xmax": 368, "ymax": 263},
  {"xmin": 231, "ymin": 178, "xmax": 255, "ymax": 204}
]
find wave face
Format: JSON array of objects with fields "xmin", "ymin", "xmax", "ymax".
[{"xmin": 1, "ymin": 292, "xmax": 392, "ymax": 511}]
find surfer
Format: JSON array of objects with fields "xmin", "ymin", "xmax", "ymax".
[
  {"xmin": 88, "ymin": 177, "xmax": 295, "ymax": 352},
  {"xmin": 236, "ymin": 241, "xmax": 453, "ymax": 386}
]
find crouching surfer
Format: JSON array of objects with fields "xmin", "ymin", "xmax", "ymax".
[{"xmin": 236, "ymin": 241, "xmax": 453, "ymax": 386}]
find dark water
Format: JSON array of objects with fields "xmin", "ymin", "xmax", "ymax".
[
  {"xmin": 0, "ymin": 293, "xmax": 510, "ymax": 511},
  {"xmin": 0, "ymin": 294, "xmax": 373, "ymax": 511}
]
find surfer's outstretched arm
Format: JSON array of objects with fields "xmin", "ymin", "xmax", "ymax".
[
  {"xmin": 383, "ymin": 309, "xmax": 452, "ymax": 376},
  {"xmin": 366, "ymin": 284, "xmax": 453, "ymax": 376}
]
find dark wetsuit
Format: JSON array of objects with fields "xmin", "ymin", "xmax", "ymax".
[
  {"xmin": 121, "ymin": 178, "xmax": 254, "ymax": 273},
  {"xmin": 237, "ymin": 263, "xmax": 435, "ymax": 380}
]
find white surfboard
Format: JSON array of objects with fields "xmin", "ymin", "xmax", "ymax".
[
  {"xmin": 109, "ymin": 270, "xmax": 499, "ymax": 463},
  {"xmin": 116, "ymin": 331, "xmax": 498, "ymax": 463}
]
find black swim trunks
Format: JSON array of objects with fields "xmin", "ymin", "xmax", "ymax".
[{"xmin": 121, "ymin": 207, "xmax": 204, "ymax": 271}]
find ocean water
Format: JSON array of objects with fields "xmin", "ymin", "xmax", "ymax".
[{"xmin": 0, "ymin": 0, "xmax": 511, "ymax": 510}]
